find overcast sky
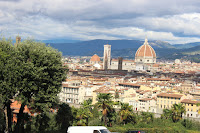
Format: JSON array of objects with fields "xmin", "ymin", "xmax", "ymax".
[{"xmin": 1, "ymin": 0, "xmax": 200, "ymax": 44}]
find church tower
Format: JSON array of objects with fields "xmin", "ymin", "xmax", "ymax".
[
  {"xmin": 103, "ymin": 44, "xmax": 111, "ymax": 70},
  {"xmin": 14, "ymin": 35, "xmax": 21, "ymax": 47}
]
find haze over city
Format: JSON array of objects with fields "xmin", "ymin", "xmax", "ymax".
[{"xmin": 1, "ymin": 0, "xmax": 200, "ymax": 44}]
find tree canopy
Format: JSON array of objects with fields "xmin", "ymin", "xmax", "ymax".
[{"xmin": 0, "ymin": 38, "xmax": 67, "ymax": 132}]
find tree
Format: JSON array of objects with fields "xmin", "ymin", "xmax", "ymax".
[
  {"xmin": 140, "ymin": 112, "xmax": 154, "ymax": 124},
  {"xmin": 82, "ymin": 98, "xmax": 93, "ymax": 111},
  {"xmin": 0, "ymin": 94, "xmax": 5, "ymax": 132},
  {"xmin": 171, "ymin": 103, "xmax": 186, "ymax": 122},
  {"xmin": 96, "ymin": 93, "xmax": 114, "ymax": 126},
  {"xmin": 75, "ymin": 107, "xmax": 93, "ymax": 126},
  {"xmin": 13, "ymin": 40, "xmax": 67, "ymax": 132},
  {"xmin": 119, "ymin": 103, "xmax": 135, "ymax": 125},
  {"xmin": 161, "ymin": 109, "xmax": 172, "ymax": 120},
  {"xmin": 56, "ymin": 103, "xmax": 73, "ymax": 130},
  {"xmin": 0, "ymin": 38, "xmax": 20, "ymax": 132}
]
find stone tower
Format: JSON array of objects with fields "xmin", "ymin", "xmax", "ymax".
[
  {"xmin": 118, "ymin": 57, "xmax": 123, "ymax": 70},
  {"xmin": 103, "ymin": 44, "xmax": 111, "ymax": 70},
  {"xmin": 15, "ymin": 35, "xmax": 21, "ymax": 46}
]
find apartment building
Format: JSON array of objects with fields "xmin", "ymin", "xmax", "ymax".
[
  {"xmin": 157, "ymin": 93, "xmax": 184, "ymax": 113},
  {"xmin": 181, "ymin": 99, "xmax": 200, "ymax": 119},
  {"xmin": 129, "ymin": 98, "xmax": 157, "ymax": 113}
]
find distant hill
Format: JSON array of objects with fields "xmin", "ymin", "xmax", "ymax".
[
  {"xmin": 173, "ymin": 42, "xmax": 200, "ymax": 49},
  {"xmin": 47, "ymin": 39, "xmax": 200, "ymax": 62},
  {"xmin": 48, "ymin": 39, "xmax": 175, "ymax": 57},
  {"xmin": 182, "ymin": 45, "xmax": 200, "ymax": 55}
]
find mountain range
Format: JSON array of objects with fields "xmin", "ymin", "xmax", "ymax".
[{"xmin": 46, "ymin": 39, "xmax": 200, "ymax": 62}]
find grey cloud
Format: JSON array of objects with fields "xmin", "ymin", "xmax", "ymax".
[{"xmin": 1, "ymin": 0, "xmax": 200, "ymax": 43}]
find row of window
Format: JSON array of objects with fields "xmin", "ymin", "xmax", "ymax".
[
  {"xmin": 158, "ymin": 100, "xmax": 177, "ymax": 104},
  {"xmin": 63, "ymin": 87, "xmax": 79, "ymax": 93},
  {"xmin": 158, "ymin": 97, "xmax": 180, "ymax": 100}
]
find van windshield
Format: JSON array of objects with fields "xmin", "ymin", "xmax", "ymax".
[{"xmin": 100, "ymin": 129, "xmax": 111, "ymax": 133}]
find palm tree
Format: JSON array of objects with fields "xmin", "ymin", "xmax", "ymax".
[
  {"xmin": 162, "ymin": 108, "xmax": 172, "ymax": 119},
  {"xmin": 118, "ymin": 103, "xmax": 135, "ymax": 125},
  {"xmin": 76, "ymin": 107, "xmax": 93, "ymax": 126},
  {"xmin": 171, "ymin": 103, "xmax": 186, "ymax": 122},
  {"xmin": 96, "ymin": 93, "xmax": 113, "ymax": 126},
  {"xmin": 82, "ymin": 98, "xmax": 93, "ymax": 111}
]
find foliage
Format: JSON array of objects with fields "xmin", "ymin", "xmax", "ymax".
[
  {"xmin": 56, "ymin": 103, "xmax": 73, "ymax": 129},
  {"xmin": 140, "ymin": 112, "xmax": 154, "ymax": 124},
  {"xmin": 171, "ymin": 103, "xmax": 186, "ymax": 122},
  {"xmin": 0, "ymin": 38, "xmax": 18, "ymax": 104},
  {"xmin": 118, "ymin": 103, "xmax": 136, "ymax": 125},
  {"xmin": 161, "ymin": 108, "xmax": 172, "ymax": 120},
  {"xmin": 0, "ymin": 38, "xmax": 19, "ymax": 132},
  {"xmin": 13, "ymin": 39, "xmax": 67, "ymax": 132},
  {"xmin": 15, "ymin": 40, "xmax": 67, "ymax": 111},
  {"xmin": 96, "ymin": 93, "xmax": 114, "ymax": 126},
  {"xmin": 0, "ymin": 95, "xmax": 5, "ymax": 132}
]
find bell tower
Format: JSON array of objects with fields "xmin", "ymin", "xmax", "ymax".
[
  {"xmin": 103, "ymin": 44, "xmax": 111, "ymax": 70},
  {"xmin": 15, "ymin": 35, "xmax": 21, "ymax": 46}
]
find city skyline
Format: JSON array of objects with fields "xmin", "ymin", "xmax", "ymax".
[{"xmin": 1, "ymin": 0, "xmax": 200, "ymax": 44}]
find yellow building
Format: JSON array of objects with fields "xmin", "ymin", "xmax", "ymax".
[
  {"xmin": 157, "ymin": 93, "xmax": 183, "ymax": 113},
  {"xmin": 181, "ymin": 99, "xmax": 200, "ymax": 118}
]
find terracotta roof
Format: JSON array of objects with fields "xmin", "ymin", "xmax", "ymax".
[
  {"xmin": 119, "ymin": 83, "xmax": 140, "ymax": 87},
  {"xmin": 174, "ymin": 71, "xmax": 184, "ymax": 74},
  {"xmin": 135, "ymin": 39, "xmax": 156, "ymax": 58},
  {"xmin": 139, "ymin": 98, "xmax": 152, "ymax": 101},
  {"xmin": 90, "ymin": 54, "xmax": 100, "ymax": 62},
  {"xmin": 139, "ymin": 90, "xmax": 151, "ymax": 94},
  {"xmin": 130, "ymin": 94, "xmax": 136, "ymax": 97},
  {"xmin": 123, "ymin": 59, "xmax": 135, "ymax": 62},
  {"xmin": 157, "ymin": 93, "xmax": 183, "ymax": 98},
  {"xmin": 153, "ymin": 64, "xmax": 159, "ymax": 67},
  {"xmin": 181, "ymin": 99, "xmax": 200, "ymax": 104},
  {"xmin": 146, "ymin": 78, "xmax": 171, "ymax": 81},
  {"xmin": 136, "ymin": 90, "xmax": 143, "ymax": 93}
]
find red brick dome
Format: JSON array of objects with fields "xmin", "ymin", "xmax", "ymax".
[
  {"xmin": 90, "ymin": 54, "xmax": 100, "ymax": 62},
  {"xmin": 135, "ymin": 38, "xmax": 156, "ymax": 58}
]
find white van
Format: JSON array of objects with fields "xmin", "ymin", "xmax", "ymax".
[{"xmin": 67, "ymin": 126, "xmax": 111, "ymax": 133}]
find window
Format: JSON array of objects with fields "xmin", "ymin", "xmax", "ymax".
[
  {"xmin": 100, "ymin": 129, "xmax": 111, "ymax": 133},
  {"xmin": 191, "ymin": 104, "xmax": 193, "ymax": 106},
  {"xmin": 93, "ymin": 130, "xmax": 100, "ymax": 133}
]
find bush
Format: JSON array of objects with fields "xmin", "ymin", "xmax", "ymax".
[{"xmin": 88, "ymin": 118, "xmax": 102, "ymax": 126}]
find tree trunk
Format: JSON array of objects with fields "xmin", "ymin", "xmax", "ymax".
[
  {"xmin": 7, "ymin": 101, "xmax": 12, "ymax": 133},
  {"xmin": 104, "ymin": 115, "xmax": 107, "ymax": 126},
  {"xmin": 4, "ymin": 107, "xmax": 8, "ymax": 133},
  {"xmin": 14, "ymin": 102, "xmax": 25, "ymax": 133}
]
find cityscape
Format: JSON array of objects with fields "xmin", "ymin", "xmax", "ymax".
[{"xmin": 1, "ymin": 0, "xmax": 200, "ymax": 133}]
